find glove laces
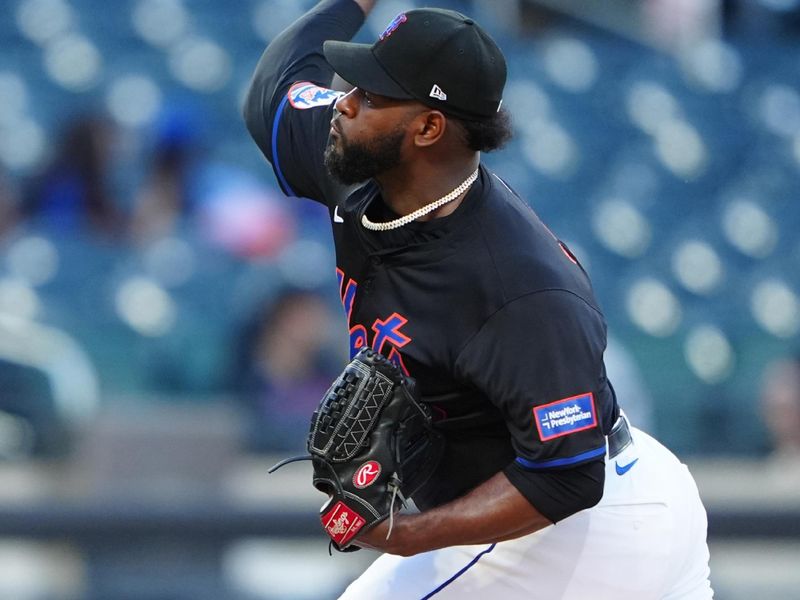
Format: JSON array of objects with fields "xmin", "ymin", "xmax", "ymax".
[{"xmin": 386, "ymin": 472, "xmax": 405, "ymax": 540}]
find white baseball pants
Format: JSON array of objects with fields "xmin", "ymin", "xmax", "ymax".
[{"xmin": 339, "ymin": 425, "xmax": 713, "ymax": 599}]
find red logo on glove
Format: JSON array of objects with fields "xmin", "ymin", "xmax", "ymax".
[
  {"xmin": 353, "ymin": 461, "xmax": 382, "ymax": 489},
  {"xmin": 321, "ymin": 501, "xmax": 366, "ymax": 547}
]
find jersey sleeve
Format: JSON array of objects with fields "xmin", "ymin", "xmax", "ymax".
[
  {"xmin": 242, "ymin": 0, "xmax": 363, "ymax": 206},
  {"xmin": 454, "ymin": 290, "xmax": 609, "ymax": 518}
]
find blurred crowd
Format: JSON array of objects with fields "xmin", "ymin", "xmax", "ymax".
[
  {"xmin": 759, "ymin": 354, "xmax": 800, "ymax": 479},
  {"xmin": 2, "ymin": 111, "xmax": 290, "ymax": 250},
  {"xmin": 0, "ymin": 0, "xmax": 799, "ymax": 466},
  {"xmin": 1, "ymin": 115, "xmax": 796, "ymax": 465},
  {"xmin": 0, "ymin": 103, "xmax": 347, "ymax": 457},
  {"xmin": 0, "ymin": 2, "xmax": 798, "ymax": 599}
]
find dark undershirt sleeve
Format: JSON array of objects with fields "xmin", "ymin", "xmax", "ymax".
[
  {"xmin": 242, "ymin": 0, "xmax": 363, "ymax": 205},
  {"xmin": 454, "ymin": 290, "xmax": 610, "ymax": 522}
]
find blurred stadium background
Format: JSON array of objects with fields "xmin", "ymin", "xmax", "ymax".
[{"xmin": 0, "ymin": 0, "xmax": 799, "ymax": 598}]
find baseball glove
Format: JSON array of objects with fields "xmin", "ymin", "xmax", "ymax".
[{"xmin": 270, "ymin": 347, "xmax": 443, "ymax": 551}]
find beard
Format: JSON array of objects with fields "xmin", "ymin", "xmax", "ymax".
[{"xmin": 324, "ymin": 126, "xmax": 405, "ymax": 185}]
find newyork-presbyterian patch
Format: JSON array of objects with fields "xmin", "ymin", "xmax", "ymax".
[{"xmin": 534, "ymin": 393, "xmax": 597, "ymax": 442}]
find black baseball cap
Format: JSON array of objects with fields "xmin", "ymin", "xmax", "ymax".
[{"xmin": 323, "ymin": 8, "xmax": 506, "ymax": 121}]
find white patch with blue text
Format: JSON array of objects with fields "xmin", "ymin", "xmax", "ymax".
[
  {"xmin": 288, "ymin": 82, "xmax": 343, "ymax": 109},
  {"xmin": 534, "ymin": 392, "xmax": 597, "ymax": 442}
]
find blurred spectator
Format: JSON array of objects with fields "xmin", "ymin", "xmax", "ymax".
[
  {"xmin": 644, "ymin": 0, "xmax": 719, "ymax": 51},
  {"xmin": 132, "ymin": 109, "xmax": 296, "ymax": 258},
  {"xmin": 235, "ymin": 288, "xmax": 342, "ymax": 452},
  {"xmin": 722, "ymin": 0, "xmax": 800, "ymax": 35},
  {"xmin": 0, "ymin": 168, "xmax": 21, "ymax": 242},
  {"xmin": 130, "ymin": 110, "xmax": 200, "ymax": 244},
  {"xmin": 0, "ymin": 359, "xmax": 61, "ymax": 457},
  {"xmin": 193, "ymin": 164, "xmax": 296, "ymax": 259},
  {"xmin": 25, "ymin": 116, "xmax": 123, "ymax": 237},
  {"xmin": 760, "ymin": 355, "xmax": 800, "ymax": 470}
]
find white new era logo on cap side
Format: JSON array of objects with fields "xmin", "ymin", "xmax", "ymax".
[{"xmin": 429, "ymin": 84, "xmax": 447, "ymax": 101}]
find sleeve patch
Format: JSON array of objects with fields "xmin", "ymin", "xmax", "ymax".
[
  {"xmin": 534, "ymin": 392, "xmax": 597, "ymax": 442},
  {"xmin": 288, "ymin": 82, "xmax": 343, "ymax": 109}
]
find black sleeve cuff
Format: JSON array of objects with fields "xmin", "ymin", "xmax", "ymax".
[{"xmin": 503, "ymin": 458, "xmax": 605, "ymax": 523}]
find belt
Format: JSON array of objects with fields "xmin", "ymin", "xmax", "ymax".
[{"xmin": 607, "ymin": 415, "xmax": 632, "ymax": 459}]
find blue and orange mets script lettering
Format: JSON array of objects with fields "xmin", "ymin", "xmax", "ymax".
[{"xmin": 336, "ymin": 268, "xmax": 411, "ymax": 374}]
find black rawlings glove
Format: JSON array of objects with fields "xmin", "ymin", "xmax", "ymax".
[{"xmin": 275, "ymin": 347, "xmax": 443, "ymax": 551}]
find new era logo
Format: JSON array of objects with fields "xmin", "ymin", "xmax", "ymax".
[{"xmin": 429, "ymin": 84, "xmax": 447, "ymax": 101}]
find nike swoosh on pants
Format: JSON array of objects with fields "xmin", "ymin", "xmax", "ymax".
[{"xmin": 615, "ymin": 458, "xmax": 638, "ymax": 476}]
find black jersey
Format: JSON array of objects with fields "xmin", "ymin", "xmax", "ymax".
[{"xmin": 244, "ymin": 0, "xmax": 620, "ymax": 521}]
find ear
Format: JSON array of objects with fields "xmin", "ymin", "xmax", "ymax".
[{"xmin": 412, "ymin": 111, "xmax": 447, "ymax": 148}]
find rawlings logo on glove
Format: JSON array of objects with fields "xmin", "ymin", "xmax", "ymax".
[
  {"xmin": 269, "ymin": 347, "xmax": 443, "ymax": 551},
  {"xmin": 353, "ymin": 461, "xmax": 382, "ymax": 489}
]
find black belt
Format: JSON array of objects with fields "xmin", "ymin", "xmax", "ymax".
[{"xmin": 607, "ymin": 415, "xmax": 633, "ymax": 459}]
